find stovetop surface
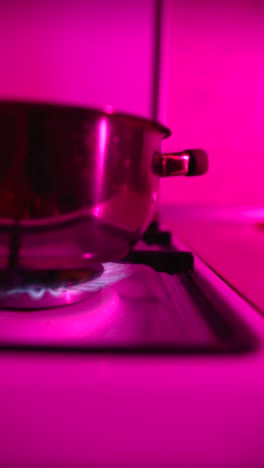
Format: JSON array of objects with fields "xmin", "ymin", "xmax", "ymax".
[{"xmin": 0, "ymin": 222, "xmax": 256, "ymax": 354}]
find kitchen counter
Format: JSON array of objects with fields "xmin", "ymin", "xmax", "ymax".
[{"xmin": 161, "ymin": 206, "xmax": 264, "ymax": 313}]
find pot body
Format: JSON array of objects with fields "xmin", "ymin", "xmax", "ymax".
[{"xmin": 0, "ymin": 102, "xmax": 170, "ymax": 270}]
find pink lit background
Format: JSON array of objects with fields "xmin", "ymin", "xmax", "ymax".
[
  {"xmin": 160, "ymin": 0, "xmax": 264, "ymax": 207},
  {"xmin": 158, "ymin": 0, "xmax": 264, "ymax": 315},
  {"xmin": 1, "ymin": 0, "xmax": 263, "ymax": 208},
  {"xmin": 0, "ymin": 0, "xmax": 155, "ymax": 117}
]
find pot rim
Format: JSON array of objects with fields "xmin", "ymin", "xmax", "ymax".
[{"xmin": 0, "ymin": 100, "xmax": 171, "ymax": 139}]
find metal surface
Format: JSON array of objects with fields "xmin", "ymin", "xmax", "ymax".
[
  {"xmin": 0, "ymin": 102, "xmax": 168, "ymax": 270},
  {"xmin": 0, "ymin": 102, "xmax": 207, "ymax": 270},
  {"xmin": 153, "ymin": 151, "xmax": 190, "ymax": 176},
  {"xmin": 0, "ymin": 267, "xmax": 214, "ymax": 347},
  {"xmin": 0, "ymin": 254, "xmax": 254, "ymax": 353},
  {"xmin": 153, "ymin": 149, "xmax": 209, "ymax": 177},
  {"xmin": 0, "ymin": 264, "xmax": 231, "ymax": 349}
]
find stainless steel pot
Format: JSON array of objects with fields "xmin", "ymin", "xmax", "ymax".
[{"xmin": 0, "ymin": 101, "xmax": 208, "ymax": 270}]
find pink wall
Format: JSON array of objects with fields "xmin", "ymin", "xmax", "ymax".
[
  {"xmin": 0, "ymin": 0, "xmax": 155, "ymax": 118},
  {"xmin": 160, "ymin": 0, "xmax": 264, "ymax": 207},
  {"xmin": 2, "ymin": 0, "xmax": 263, "ymax": 207}
]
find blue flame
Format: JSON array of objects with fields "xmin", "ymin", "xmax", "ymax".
[{"xmin": 0, "ymin": 263, "xmax": 129, "ymax": 301}]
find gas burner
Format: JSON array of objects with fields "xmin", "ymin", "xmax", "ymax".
[
  {"xmin": 0, "ymin": 264, "xmax": 105, "ymax": 309},
  {"xmin": 0, "ymin": 262, "xmax": 129, "ymax": 310}
]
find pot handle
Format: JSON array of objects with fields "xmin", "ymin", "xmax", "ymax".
[{"xmin": 152, "ymin": 149, "xmax": 208, "ymax": 177}]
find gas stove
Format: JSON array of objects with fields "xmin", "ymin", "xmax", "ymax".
[
  {"xmin": 0, "ymin": 221, "xmax": 256, "ymax": 353},
  {"xmin": 0, "ymin": 220, "xmax": 264, "ymax": 467}
]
